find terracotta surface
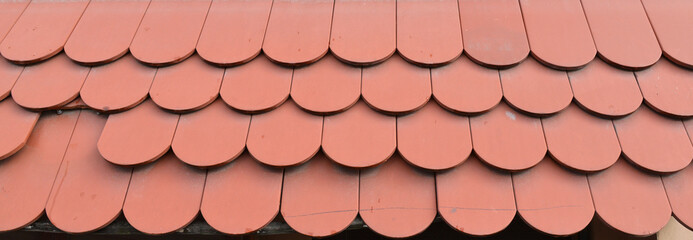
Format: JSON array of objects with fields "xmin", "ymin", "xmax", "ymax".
[
  {"xmin": 0, "ymin": 58, "xmax": 22, "ymax": 100},
  {"xmin": 359, "ymin": 154, "xmax": 436, "ymax": 238},
  {"xmin": 513, "ymin": 157, "xmax": 594, "ymax": 236},
  {"xmin": 362, "ymin": 54, "xmax": 431, "ymax": 114},
  {"xmin": 201, "ymin": 152, "xmax": 283, "ymax": 235},
  {"xmin": 568, "ymin": 59, "xmax": 643, "ymax": 117},
  {"xmin": 613, "ymin": 105, "xmax": 693, "ymax": 173},
  {"xmin": 542, "ymin": 104, "xmax": 621, "ymax": 172},
  {"xmin": 11, "ymin": 54, "xmax": 89, "ymax": 110},
  {"xmin": 123, "ymin": 152, "xmax": 206, "ymax": 234},
  {"xmin": 80, "ymin": 55, "xmax": 156, "ymax": 112},
  {"xmin": 436, "ymin": 156, "xmax": 516, "ymax": 236},
  {"xmin": 322, "ymin": 101, "xmax": 396, "ymax": 168},
  {"xmin": 580, "ymin": 0, "xmax": 661, "ymax": 69},
  {"xmin": 0, "ymin": 98, "xmax": 39, "ymax": 160},
  {"xmin": 330, "ymin": 0, "xmax": 395, "ymax": 65},
  {"xmin": 458, "ymin": 0, "xmax": 529, "ymax": 68},
  {"xmin": 45, "ymin": 111, "xmax": 131, "ymax": 233},
  {"xmin": 431, "ymin": 56, "xmax": 502, "ymax": 114},
  {"xmin": 0, "ymin": 0, "xmax": 29, "ymax": 42},
  {"xmin": 291, "ymin": 54, "xmax": 361, "ymax": 114},
  {"xmin": 196, "ymin": 0, "xmax": 272, "ymax": 66},
  {"xmin": 246, "ymin": 100, "xmax": 323, "ymax": 167},
  {"xmin": 262, "ymin": 0, "xmax": 333, "ymax": 65},
  {"xmin": 0, "ymin": 0, "xmax": 88, "ymax": 64},
  {"xmin": 661, "ymin": 164, "xmax": 693, "ymax": 230},
  {"xmin": 0, "ymin": 111, "xmax": 79, "ymax": 231},
  {"xmin": 470, "ymin": 102, "xmax": 546, "ymax": 171},
  {"xmin": 397, "ymin": 0, "xmax": 462, "ymax": 66},
  {"xmin": 98, "ymin": 100, "xmax": 180, "ymax": 166},
  {"xmin": 129, "ymin": 0, "xmax": 212, "ymax": 66},
  {"xmin": 220, "ymin": 55, "xmax": 293, "ymax": 113},
  {"xmin": 641, "ymin": 0, "xmax": 693, "ymax": 68},
  {"xmin": 397, "ymin": 101, "xmax": 472, "ymax": 170},
  {"xmin": 63, "ymin": 0, "xmax": 150, "ymax": 65},
  {"xmin": 588, "ymin": 159, "xmax": 672, "ymax": 236},
  {"xmin": 149, "ymin": 54, "xmax": 224, "ymax": 112},
  {"xmin": 282, "ymin": 153, "xmax": 359, "ymax": 237},
  {"xmin": 499, "ymin": 58, "xmax": 573, "ymax": 115},
  {"xmin": 635, "ymin": 59, "xmax": 693, "ymax": 117}
]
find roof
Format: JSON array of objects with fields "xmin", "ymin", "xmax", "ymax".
[{"xmin": 1, "ymin": 0, "xmax": 693, "ymax": 238}]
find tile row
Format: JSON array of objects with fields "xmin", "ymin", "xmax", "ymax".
[{"xmin": 1, "ymin": 0, "xmax": 692, "ymax": 70}]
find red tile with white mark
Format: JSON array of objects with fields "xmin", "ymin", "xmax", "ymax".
[
  {"xmin": 520, "ymin": 0, "xmax": 595, "ymax": 70},
  {"xmin": 641, "ymin": 0, "xmax": 693, "ymax": 68},
  {"xmin": 431, "ymin": 56, "xmax": 502, "ymax": 114},
  {"xmin": 362, "ymin": 54, "xmax": 431, "ymax": 114},
  {"xmin": 0, "ymin": 0, "xmax": 88, "ymax": 64},
  {"xmin": 322, "ymin": 101, "xmax": 396, "ymax": 168},
  {"xmin": 458, "ymin": 0, "xmax": 529, "ymax": 68},
  {"xmin": 64, "ymin": 0, "xmax": 150, "ymax": 65},
  {"xmin": 397, "ymin": 0, "xmax": 462, "ymax": 66},
  {"xmin": 11, "ymin": 54, "xmax": 89, "ymax": 110},
  {"xmin": 45, "ymin": 111, "xmax": 131, "ymax": 233},
  {"xmin": 196, "ymin": 0, "xmax": 272, "ymax": 66},
  {"xmin": 220, "ymin": 55, "xmax": 293, "ymax": 113},
  {"xmin": 0, "ymin": 57, "xmax": 22, "ymax": 101},
  {"xmin": 0, "ymin": 0, "xmax": 29, "ymax": 42},
  {"xmin": 470, "ymin": 102, "xmax": 546, "ymax": 171},
  {"xmin": 436, "ymin": 156, "xmax": 516, "ymax": 236},
  {"xmin": 247, "ymin": 99, "xmax": 323, "ymax": 167},
  {"xmin": 262, "ymin": 0, "xmax": 334, "ymax": 66},
  {"xmin": 80, "ymin": 55, "xmax": 156, "ymax": 112},
  {"xmin": 588, "ymin": 159, "xmax": 671, "ymax": 236},
  {"xmin": 129, "ymin": 0, "xmax": 212, "ymax": 66},
  {"xmin": 359, "ymin": 154, "xmax": 436, "ymax": 238},
  {"xmin": 568, "ymin": 59, "xmax": 643, "ymax": 117},
  {"xmin": 581, "ymin": 0, "xmax": 661, "ymax": 70},
  {"xmin": 123, "ymin": 152, "xmax": 206, "ymax": 235},
  {"xmin": 291, "ymin": 54, "xmax": 361, "ymax": 115},
  {"xmin": 635, "ymin": 59, "xmax": 693, "ymax": 117},
  {"xmin": 98, "ymin": 100, "xmax": 180, "ymax": 166},
  {"xmin": 542, "ymin": 104, "xmax": 621, "ymax": 172},
  {"xmin": 201, "ymin": 152, "xmax": 283, "ymax": 235},
  {"xmin": 613, "ymin": 105, "xmax": 693, "ymax": 173},
  {"xmin": 282, "ymin": 153, "xmax": 359, "ymax": 237},
  {"xmin": 513, "ymin": 157, "xmax": 594, "ymax": 236},
  {"xmin": 0, "ymin": 98, "xmax": 39, "ymax": 160},
  {"xmin": 330, "ymin": 0, "xmax": 395, "ymax": 65},
  {"xmin": 149, "ymin": 54, "xmax": 224, "ymax": 112},
  {"xmin": 499, "ymin": 58, "xmax": 573, "ymax": 115},
  {"xmin": 662, "ymin": 164, "xmax": 693, "ymax": 230},
  {"xmin": 0, "ymin": 110, "xmax": 79, "ymax": 231}
]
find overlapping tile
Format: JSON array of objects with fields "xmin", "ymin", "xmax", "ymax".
[
  {"xmin": 220, "ymin": 55, "xmax": 292, "ymax": 113},
  {"xmin": 0, "ymin": 58, "xmax": 22, "ymax": 101},
  {"xmin": 568, "ymin": 59, "xmax": 643, "ymax": 117},
  {"xmin": 149, "ymin": 54, "xmax": 224, "ymax": 112},
  {"xmin": 397, "ymin": 0, "xmax": 462, "ymax": 66},
  {"xmin": 290, "ymin": 54, "xmax": 361, "ymax": 115},
  {"xmin": 499, "ymin": 58, "xmax": 573, "ymax": 116},
  {"xmin": 80, "ymin": 54, "xmax": 156, "ymax": 112},
  {"xmin": 361, "ymin": 54, "xmax": 431, "ymax": 114},
  {"xmin": 0, "ymin": 98, "xmax": 39, "ymax": 160},
  {"xmin": 635, "ymin": 59, "xmax": 693, "ymax": 118},
  {"xmin": 431, "ymin": 56, "xmax": 502, "ymax": 114},
  {"xmin": 642, "ymin": 0, "xmax": 693, "ymax": 68},
  {"xmin": 330, "ymin": 0, "xmax": 395, "ymax": 65},
  {"xmin": 11, "ymin": 54, "xmax": 89, "ymax": 110},
  {"xmin": 0, "ymin": 0, "xmax": 29, "ymax": 43}
]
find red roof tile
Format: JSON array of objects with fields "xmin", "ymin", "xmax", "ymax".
[
  {"xmin": 0, "ymin": 98, "xmax": 38, "ymax": 161},
  {"xmin": 568, "ymin": 58, "xmax": 643, "ymax": 117},
  {"xmin": 499, "ymin": 58, "xmax": 573, "ymax": 115},
  {"xmin": 397, "ymin": 0, "xmax": 462, "ymax": 66},
  {"xmin": 11, "ymin": 54, "xmax": 89, "ymax": 110},
  {"xmin": 149, "ymin": 54, "xmax": 223, "ymax": 112},
  {"xmin": 641, "ymin": 0, "xmax": 693, "ymax": 68},
  {"xmin": 330, "ymin": 0, "xmax": 395, "ymax": 65}
]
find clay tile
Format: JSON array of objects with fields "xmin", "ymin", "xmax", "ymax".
[
  {"xmin": 196, "ymin": 0, "xmax": 272, "ymax": 66},
  {"xmin": 458, "ymin": 0, "xmax": 529, "ymax": 68},
  {"xmin": 172, "ymin": 99, "xmax": 250, "ymax": 168},
  {"xmin": 0, "ymin": 98, "xmax": 39, "ymax": 161},
  {"xmin": 661, "ymin": 163, "xmax": 693, "ymax": 230},
  {"xmin": 397, "ymin": 0, "xmax": 462, "ymax": 66},
  {"xmin": 246, "ymin": 99, "xmax": 323, "ymax": 167},
  {"xmin": 397, "ymin": 101, "xmax": 472, "ymax": 170},
  {"xmin": 282, "ymin": 152, "xmax": 359, "ymax": 237},
  {"xmin": 98, "ymin": 100, "xmax": 180, "ymax": 166},
  {"xmin": 64, "ymin": 0, "xmax": 149, "ymax": 65},
  {"xmin": 613, "ymin": 105, "xmax": 693, "ymax": 173},
  {"xmin": 635, "ymin": 59, "xmax": 693, "ymax": 118},
  {"xmin": 291, "ymin": 54, "xmax": 361, "ymax": 115},
  {"xmin": 581, "ymin": 0, "xmax": 662, "ymax": 70},
  {"xmin": 359, "ymin": 154, "xmax": 436, "ymax": 238},
  {"xmin": 220, "ymin": 55, "xmax": 293, "ymax": 114},
  {"xmin": 362, "ymin": 54, "xmax": 431, "ymax": 115},
  {"xmin": 436, "ymin": 155, "xmax": 516, "ymax": 236},
  {"xmin": 45, "ymin": 111, "xmax": 131, "ymax": 233},
  {"xmin": 568, "ymin": 58, "xmax": 643, "ymax": 117},
  {"xmin": 588, "ymin": 158, "xmax": 671, "ymax": 236},
  {"xmin": 499, "ymin": 58, "xmax": 573, "ymax": 116},
  {"xmin": 431, "ymin": 56, "xmax": 502, "ymax": 114},
  {"xmin": 0, "ymin": 110, "xmax": 79, "ymax": 231},
  {"xmin": 330, "ymin": 0, "xmax": 395, "ymax": 65},
  {"xmin": 0, "ymin": 1, "xmax": 29, "ymax": 43},
  {"xmin": 0, "ymin": 0, "xmax": 89, "ymax": 64},
  {"xmin": 80, "ymin": 54, "xmax": 156, "ymax": 112},
  {"xmin": 322, "ymin": 100, "xmax": 396, "ymax": 168},
  {"xmin": 470, "ymin": 102, "xmax": 547, "ymax": 171},
  {"xmin": 11, "ymin": 54, "xmax": 90, "ymax": 110},
  {"xmin": 262, "ymin": 0, "xmax": 334, "ymax": 66},
  {"xmin": 520, "ymin": 0, "xmax": 596, "ymax": 70},
  {"xmin": 129, "ymin": 0, "xmax": 212, "ymax": 66},
  {"xmin": 0, "ymin": 57, "xmax": 23, "ymax": 101},
  {"xmin": 123, "ymin": 152, "xmax": 206, "ymax": 235},
  {"xmin": 149, "ymin": 54, "xmax": 224, "ymax": 112},
  {"xmin": 542, "ymin": 104, "xmax": 620, "ymax": 172},
  {"xmin": 641, "ymin": 0, "xmax": 693, "ymax": 69}
]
